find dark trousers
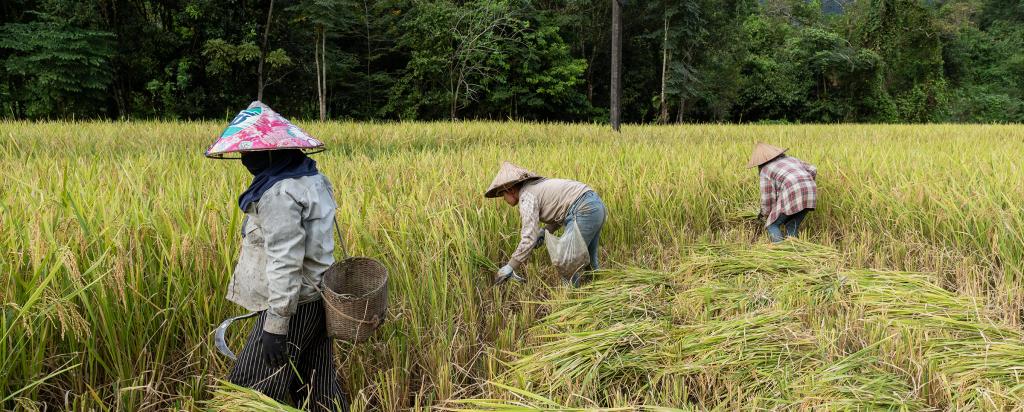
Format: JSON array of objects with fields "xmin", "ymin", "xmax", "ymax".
[{"xmin": 228, "ymin": 300, "xmax": 349, "ymax": 412}]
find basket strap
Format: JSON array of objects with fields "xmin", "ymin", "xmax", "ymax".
[
  {"xmin": 302, "ymin": 215, "xmax": 371, "ymax": 307},
  {"xmin": 322, "ymin": 295, "xmax": 383, "ymax": 325},
  {"xmin": 333, "ymin": 215, "xmax": 349, "ymax": 260},
  {"xmin": 302, "ymin": 271, "xmax": 325, "ymax": 295}
]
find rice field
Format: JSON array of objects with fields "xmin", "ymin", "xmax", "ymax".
[{"xmin": 2, "ymin": 121, "xmax": 1023, "ymax": 410}]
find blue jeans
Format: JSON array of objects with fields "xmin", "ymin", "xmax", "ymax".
[
  {"xmin": 767, "ymin": 209, "xmax": 809, "ymax": 243},
  {"xmin": 563, "ymin": 191, "xmax": 607, "ymax": 273}
]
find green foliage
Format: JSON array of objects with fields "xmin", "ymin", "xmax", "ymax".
[
  {"xmin": 480, "ymin": 24, "xmax": 591, "ymax": 120},
  {"xmin": 388, "ymin": 0, "xmax": 529, "ymax": 119},
  {"xmin": 943, "ymin": 19, "xmax": 1024, "ymax": 122},
  {"xmin": 1, "ymin": 0, "xmax": 1023, "ymax": 123},
  {"xmin": 144, "ymin": 59, "xmax": 196, "ymax": 121},
  {"xmin": 736, "ymin": 15, "xmax": 802, "ymax": 121},
  {"xmin": 846, "ymin": 0, "xmax": 947, "ymax": 122},
  {"xmin": 0, "ymin": 17, "xmax": 114, "ymax": 118},
  {"xmin": 783, "ymin": 28, "xmax": 894, "ymax": 122},
  {"xmin": 949, "ymin": 85, "xmax": 1023, "ymax": 123},
  {"xmin": 203, "ymin": 40, "xmax": 261, "ymax": 76}
]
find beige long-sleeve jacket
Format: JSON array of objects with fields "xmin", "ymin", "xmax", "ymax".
[
  {"xmin": 227, "ymin": 174, "xmax": 337, "ymax": 335},
  {"xmin": 507, "ymin": 178, "xmax": 592, "ymax": 270}
]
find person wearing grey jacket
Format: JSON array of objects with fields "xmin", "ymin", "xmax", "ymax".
[
  {"xmin": 205, "ymin": 102, "xmax": 348, "ymax": 411},
  {"xmin": 222, "ymin": 149, "xmax": 348, "ymax": 411}
]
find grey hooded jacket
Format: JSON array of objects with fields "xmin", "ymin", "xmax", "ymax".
[{"xmin": 227, "ymin": 173, "xmax": 338, "ymax": 335}]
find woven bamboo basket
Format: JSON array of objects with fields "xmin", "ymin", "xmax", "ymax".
[{"xmin": 321, "ymin": 256, "xmax": 388, "ymax": 342}]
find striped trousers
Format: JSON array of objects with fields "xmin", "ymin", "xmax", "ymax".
[{"xmin": 228, "ymin": 299, "xmax": 349, "ymax": 412}]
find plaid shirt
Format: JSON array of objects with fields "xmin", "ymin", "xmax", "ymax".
[{"xmin": 759, "ymin": 155, "xmax": 817, "ymax": 226}]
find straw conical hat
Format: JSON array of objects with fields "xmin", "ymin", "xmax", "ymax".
[
  {"xmin": 746, "ymin": 142, "xmax": 788, "ymax": 168},
  {"xmin": 205, "ymin": 101, "xmax": 325, "ymax": 159},
  {"xmin": 484, "ymin": 161, "xmax": 543, "ymax": 198}
]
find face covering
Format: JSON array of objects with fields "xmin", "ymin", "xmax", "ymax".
[
  {"xmin": 237, "ymin": 149, "xmax": 319, "ymax": 212},
  {"xmin": 240, "ymin": 150, "xmax": 273, "ymax": 175}
]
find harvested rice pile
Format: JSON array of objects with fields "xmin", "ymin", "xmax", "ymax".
[
  {"xmin": 205, "ymin": 381, "xmax": 302, "ymax": 411},
  {"xmin": 446, "ymin": 240, "xmax": 1024, "ymax": 411}
]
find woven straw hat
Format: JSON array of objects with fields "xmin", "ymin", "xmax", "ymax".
[
  {"xmin": 746, "ymin": 142, "xmax": 788, "ymax": 169},
  {"xmin": 205, "ymin": 101, "xmax": 325, "ymax": 159},
  {"xmin": 484, "ymin": 161, "xmax": 542, "ymax": 198}
]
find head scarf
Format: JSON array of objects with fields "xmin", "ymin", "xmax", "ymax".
[{"xmin": 238, "ymin": 149, "xmax": 319, "ymax": 211}]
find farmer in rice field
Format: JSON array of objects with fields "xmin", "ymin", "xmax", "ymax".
[
  {"xmin": 748, "ymin": 142, "xmax": 817, "ymax": 243},
  {"xmin": 485, "ymin": 161, "xmax": 607, "ymax": 287},
  {"xmin": 205, "ymin": 102, "xmax": 348, "ymax": 412}
]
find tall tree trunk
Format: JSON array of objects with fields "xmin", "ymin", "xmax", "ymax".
[
  {"xmin": 451, "ymin": 69, "xmax": 461, "ymax": 120},
  {"xmin": 363, "ymin": 0, "xmax": 373, "ymax": 110},
  {"xmin": 323, "ymin": 26, "xmax": 327, "ymax": 120},
  {"xmin": 658, "ymin": 14, "xmax": 670, "ymax": 124},
  {"xmin": 257, "ymin": 0, "xmax": 275, "ymax": 102},
  {"xmin": 321, "ymin": 25, "xmax": 327, "ymax": 121},
  {"xmin": 610, "ymin": 0, "xmax": 622, "ymax": 132},
  {"xmin": 676, "ymin": 96, "xmax": 686, "ymax": 123},
  {"xmin": 315, "ymin": 26, "xmax": 322, "ymax": 120},
  {"xmin": 585, "ymin": 42, "xmax": 596, "ymax": 104},
  {"xmin": 451, "ymin": 82, "xmax": 459, "ymax": 120}
]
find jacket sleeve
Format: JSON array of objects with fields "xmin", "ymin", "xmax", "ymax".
[
  {"xmin": 257, "ymin": 186, "xmax": 308, "ymax": 335},
  {"xmin": 507, "ymin": 192, "xmax": 540, "ymax": 271},
  {"xmin": 759, "ymin": 172, "xmax": 775, "ymax": 219}
]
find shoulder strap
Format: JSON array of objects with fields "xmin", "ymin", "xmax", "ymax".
[{"xmin": 334, "ymin": 215, "xmax": 348, "ymax": 259}]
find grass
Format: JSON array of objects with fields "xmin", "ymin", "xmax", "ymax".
[{"xmin": 2, "ymin": 121, "xmax": 1023, "ymax": 410}]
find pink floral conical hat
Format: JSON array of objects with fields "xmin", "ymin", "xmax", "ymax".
[{"xmin": 205, "ymin": 101, "xmax": 325, "ymax": 158}]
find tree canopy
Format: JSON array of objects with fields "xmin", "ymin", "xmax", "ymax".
[{"xmin": 1, "ymin": 0, "xmax": 1021, "ymax": 123}]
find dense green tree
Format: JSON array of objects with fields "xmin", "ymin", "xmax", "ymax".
[
  {"xmin": 940, "ymin": 0, "xmax": 1024, "ymax": 122},
  {"xmin": 1, "ymin": 0, "xmax": 1021, "ymax": 123},
  {"xmin": 0, "ymin": 15, "xmax": 115, "ymax": 118},
  {"xmin": 843, "ymin": 0, "xmax": 946, "ymax": 121},
  {"xmin": 478, "ymin": 23, "xmax": 591, "ymax": 120}
]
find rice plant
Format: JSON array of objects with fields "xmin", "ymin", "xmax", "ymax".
[{"xmin": 2, "ymin": 121, "xmax": 1024, "ymax": 409}]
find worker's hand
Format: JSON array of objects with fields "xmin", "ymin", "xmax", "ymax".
[
  {"xmin": 495, "ymin": 265, "xmax": 524, "ymax": 284},
  {"xmin": 533, "ymin": 231, "xmax": 546, "ymax": 249},
  {"xmin": 261, "ymin": 330, "xmax": 289, "ymax": 368}
]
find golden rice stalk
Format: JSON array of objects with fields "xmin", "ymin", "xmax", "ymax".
[{"xmin": 205, "ymin": 381, "xmax": 303, "ymax": 412}]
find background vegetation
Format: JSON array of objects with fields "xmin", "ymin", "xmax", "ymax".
[
  {"xmin": 2, "ymin": 0, "xmax": 1023, "ymax": 123},
  {"xmin": 2, "ymin": 122, "xmax": 1023, "ymax": 410}
]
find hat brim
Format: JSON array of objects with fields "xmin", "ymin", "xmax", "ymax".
[
  {"xmin": 205, "ymin": 146, "xmax": 327, "ymax": 160},
  {"xmin": 746, "ymin": 149, "xmax": 788, "ymax": 169},
  {"xmin": 484, "ymin": 176, "xmax": 542, "ymax": 198}
]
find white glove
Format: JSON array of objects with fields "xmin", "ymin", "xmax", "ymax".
[{"xmin": 495, "ymin": 265, "xmax": 524, "ymax": 284}]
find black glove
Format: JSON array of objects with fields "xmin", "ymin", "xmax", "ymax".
[
  {"xmin": 261, "ymin": 330, "xmax": 289, "ymax": 368},
  {"xmin": 533, "ymin": 231, "xmax": 546, "ymax": 249}
]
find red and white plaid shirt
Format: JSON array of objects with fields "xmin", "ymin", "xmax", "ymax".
[{"xmin": 759, "ymin": 155, "xmax": 817, "ymax": 226}]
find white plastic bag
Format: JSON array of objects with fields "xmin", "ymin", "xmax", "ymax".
[{"xmin": 544, "ymin": 225, "xmax": 590, "ymax": 277}]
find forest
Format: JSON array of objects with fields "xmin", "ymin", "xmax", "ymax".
[{"xmin": 1, "ymin": 0, "xmax": 1022, "ymax": 123}]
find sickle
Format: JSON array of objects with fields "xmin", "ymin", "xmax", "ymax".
[{"xmin": 214, "ymin": 312, "xmax": 259, "ymax": 360}]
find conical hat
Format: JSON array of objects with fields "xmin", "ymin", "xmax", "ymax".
[
  {"xmin": 746, "ymin": 142, "xmax": 788, "ymax": 168},
  {"xmin": 484, "ymin": 161, "xmax": 543, "ymax": 198},
  {"xmin": 205, "ymin": 101, "xmax": 325, "ymax": 159}
]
